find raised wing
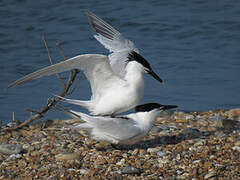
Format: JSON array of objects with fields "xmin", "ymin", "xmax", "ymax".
[
  {"xmin": 86, "ymin": 10, "xmax": 139, "ymax": 78},
  {"xmin": 8, "ymin": 54, "xmax": 117, "ymax": 98}
]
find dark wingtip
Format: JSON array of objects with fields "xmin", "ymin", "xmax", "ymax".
[
  {"xmin": 135, "ymin": 103, "xmax": 178, "ymax": 112},
  {"xmin": 85, "ymin": 10, "xmax": 96, "ymax": 20},
  {"xmin": 85, "ymin": 9, "xmax": 92, "ymax": 15},
  {"xmin": 8, "ymin": 81, "xmax": 17, "ymax": 88}
]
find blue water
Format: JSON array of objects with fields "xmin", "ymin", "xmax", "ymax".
[{"xmin": 1, "ymin": 0, "xmax": 240, "ymax": 124}]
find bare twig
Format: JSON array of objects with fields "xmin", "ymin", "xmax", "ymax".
[
  {"xmin": 67, "ymin": 71, "xmax": 82, "ymax": 95},
  {"xmin": 42, "ymin": 36, "xmax": 66, "ymax": 88},
  {"xmin": 56, "ymin": 42, "xmax": 67, "ymax": 60},
  {"xmin": 2, "ymin": 36, "xmax": 79, "ymax": 131},
  {"xmin": 56, "ymin": 42, "xmax": 75, "ymax": 76},
  {"xmin": 56, "ymin": 42, "xmax": 81, "ymax": 95}
]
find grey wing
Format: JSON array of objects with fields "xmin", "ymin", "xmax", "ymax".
[
  {"xmin": 57, "ymin": 106, "xmax": 141, "ymax": 140},
  {"xmin": 8, "ymin": 54, "xmax": 116, "ymax": 97},
  {"xmin": 86, "ymin": 11, "xmax": 139, "ymax": 78},
  {"xmin": 91, "ymin": 116, "xmax": 141, "ymax": 141}
]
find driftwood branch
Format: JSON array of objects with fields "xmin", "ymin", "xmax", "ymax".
[{"xmin": 2, "ymin": 36, "xmax": 79, "ymax": 131}]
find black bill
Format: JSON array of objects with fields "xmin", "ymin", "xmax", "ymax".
[{"xmin": 148, "ymin": 69, "xmax": 164, "ymax": 85}]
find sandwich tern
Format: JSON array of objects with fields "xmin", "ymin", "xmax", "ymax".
[
  {"xmin": 57, "ymin": 103, "xmax": 178, "ymax": 145},
  {"xmin": 8, "ymin": 11, "xmax": 164, "ymax": 116}
]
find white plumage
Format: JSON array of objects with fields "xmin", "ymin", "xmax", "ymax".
[
  {"xmin": 8, "ymin": 11, "xmax": 163, "ymax": 116},
  {"xmin": 57, "ymin": 103, "xmax": 177, "ymax": 145}
]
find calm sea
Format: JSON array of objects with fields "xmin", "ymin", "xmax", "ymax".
[{"xmin": 1, "ymin": 0, "xmax": 240, "ymax": 124}]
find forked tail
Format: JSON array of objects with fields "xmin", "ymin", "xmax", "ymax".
[
  {"xmin": 55, "ymin": 104, "xmax": 93, "ymax": 131},
  {"xmin": 55, "ymin": 95, "xmax": 92, "ymax": 110}
]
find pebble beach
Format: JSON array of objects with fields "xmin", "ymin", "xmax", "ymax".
[{"xmin": 0, "ymin": 108, "xmax": 239, "ymax": 179}]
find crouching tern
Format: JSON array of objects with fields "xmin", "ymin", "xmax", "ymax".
[
  {"xmin": 57, "ymin": 103, "xmax": 178, "ymax": 145},
  {"xmin": 8, "ymin": 11, "xmax": 164, "ymax": 116}
]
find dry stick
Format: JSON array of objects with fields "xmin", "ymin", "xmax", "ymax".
[
  {"xmin": 2, "ymin": 38, "xmax": 79, "ymax": 131},
  {"xmin": 42, "ymin": 36, "xmax": 66, "ymax": 88},
  {"xmin": 56, "ymin": 42, "xmax": 74, "ymax": 79},
  {"xmin": 56, "ymin": 42, "xmax": 82, "ymax": 95},
  {"xmin": 56, "ymin": 42, "xmax": 67, "ymax": 60},
  {"xmin": 68, "ymin": 73, "xmax": 82, "ymax": 95}
]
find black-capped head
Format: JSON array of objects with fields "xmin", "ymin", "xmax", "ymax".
[
  {"xmin": 127, "ymin": 51, "xmax": 164, "ymax": 85},
  {"xmin": 135, "ymin": 103, "xmax": 178, "ymax": 112}
]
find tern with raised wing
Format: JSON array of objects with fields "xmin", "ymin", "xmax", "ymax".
[
  {"xmin": 8, "ymin": 11, "xmax": 164, "ymax": 116},
  {"xmin": 57, "ymin": 103, "xmax": 178, "ymax": 145}
]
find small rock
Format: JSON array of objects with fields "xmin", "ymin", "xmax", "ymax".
[
  {"xmin": 20, "ymin": 130, "xmax": 32, "ymax": 137},
  {"xmin": 203, "ymin": 161, "xmax": 212, "ymax": 170},
  {"xmin": 176, "ymin": 119, "xmax": 188, "ymax": 123},
  {"xmin": 189, "ymin": 146, "xmax": 198, "ymax": 152},
  {"xmin": 0, "ymin": 144, "xmax": 23, "ymax": 155},
  {"xmin": 232, "ymin": 146, "xmax": 240, "ymax": 152},
  {"xmin": 35, "ymin": 119, "xmax": 54, "ymax": 128},
  {"xmin": 214, "ymin": 131, "xmax": 226, "ymax": 138},
  {"xmin": 6, "ymin": 120, "xmax": 21, "ymax": 128},
  {"xmin": 158, "ymin": 157, "xmax": 169, "ymax": 167},
  {"xmin": 157, "ymin": 151, "xmax": 166, "ymax": 158},
  {"xmin": 193, "ymin": 139, "xmax": 206, "ymax": 147},
  {"xmin": 122, "ymin": 153, "xmax": 128, "ymax": 158},
  {"xmin": 151, "ymin": 125, "xmax": 169, "ymax": 133},
  {"xmin": 225, "ymin": 108, "xmax": 240, "ymax": 121},
  {"xmin": 222, "ymin": 119, "xmax": 239, "ymax": 130},
  {"xmin": 210, "ymin": 115, "xmax": 225, "ymax": 128},
  {"xmin": 121, "ymin": 166, "xmax": 142, "ymax": 175},
  {"xmin": 116, "ymin": 158, "xmax": 125, "ymax": 166},
  {"xmin": 209, "ymin": 155, "xmax": 215, "ymax": 159},
  {"xmin": 139, "ymin": 149, "xmax": 146, "ymax": 155},
  {"xmin": 204, "ymin": 169, "xmax": 216, "ymax": 179},
  {"xmin": 7, "ymin": 154, "xmax": 22, "ymax": 160},
  {"xmin": 158, "ymin": 124, "xmax": 169, "ymax": 131},
  {"xmin": 207, "ymin": 126, "xmax": 217, "ymax": 131},
  {"xmin": 182, "ymin": 128, "xmax": 201, "ymax": 138},
  {"xmin": 132, "ymin": 149, "xmax": 138, "ymax": 155},
  {"xmin": 55, "ymin": 152, "xmax": 81, "ymax": 161},
  {"xmin": 186, "ymin": 115, "xmax": 194, "ymax": 120},
  {"xmin": 147, "ymin": 147, "xmax": 161, "ymax": 153},
  {"xmin": 174, "ymin": 112, "xmax": 194, "ymax": 122},
  {"xmin": 193, "ymin": 159, "xmax": 201, "ymax": 164},
  {"xmin": 202, "ymin": 131, "xmax": 211, "ymax": 136},
  {"xmin": 79, "ymin": 169, "xmax": 89, "ymax": 175},
  {"xmin": 18, "ymin": 160, "xmax": 27, "ymax": 168},
  {"xmin": 176, "ymin": 153, "xmax": 181, "ymax": 160},
  {"xmin": 234, "ymin": 141, "xmax": 240, "ymax": 146},
  {"xmin": 182, "ymin": 173, "xmax": 190, "ymax": 178},
  {"xmin": 38, "ymin": 165, "xmax": 50, "ymax": 172},
  {"xmin": 95, "ymin": 156, "xmax": 107, "ymax": 165},
  {"xmin": 22, "ymin": 144, "xmax": 34, "ymax": 152}
]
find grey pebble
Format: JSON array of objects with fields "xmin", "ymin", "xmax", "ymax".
[
  {"xmin": 0, "ymin": 144, "xmax": 23, "ymax": 155},
  {"xmin": 182, "ymin": 128, "xmax": 202, "ymax": 138},
  {"xmin": 121, "ymin": 166, "xmax": 143, "ymax": 175},
  {"xmin": 157, "ymin": 151, "xmax": 166, "ymax": 158},
  {"xmin": 214, "ymin": 131, "xmax": 226, "ymax": 138},
  {"xmin": 151, "ymin": 125, "xmax": 169, "ymax": 133}
]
